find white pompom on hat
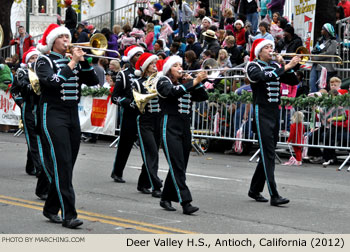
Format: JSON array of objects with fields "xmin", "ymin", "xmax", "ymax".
[
  {"xmin": 134, "ymin": 52, "xmax": 159, "ymax": 76},
  {"xmin": 162, "ymin": 55, "xmax": 183, "ymax": 76},
  {"xmin": 36, "ymin": 23, "xmax": 71, "ymax": 54},
  {"xmin": 22, "ymin": 46, "xmax": 40, "ymax": 64},
  {"xmin": 122, "ymin": 45, "xmax": 144, "ymax": 62}
]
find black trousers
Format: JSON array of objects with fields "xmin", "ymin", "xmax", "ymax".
[
  {"xmin": 22, "ymin": 101, "xmax": 41, "ymax": 174},
  {"xmin": 161, "ymin": 114, "xmax": 192, "ymax": 204},
  {"xmin": 111, "ymin": 107, "xmax": 139, "ymax": 178},
  {"xmin": 250, "ymin": 104, "xmax": 280, "ymax": 198},
  {"xmin": 32, "ymin": 103, "xmax": 50, "ymax": 197},
  {"xmin": 40, "ymin": 103, "xmax": 80, "ymax": 220},
  {"xmin": 136, "ymin": 113, "xmax": 163, "ymax": 191}
]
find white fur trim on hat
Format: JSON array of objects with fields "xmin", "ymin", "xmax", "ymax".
[
  {"xmin": 234, "ymin": 20, "xmax": 244, "ymax": 28},
  {"xmin": 202, "ymin": 16, "xmax": 212, "ymax": 25},
  {"xmin": 25, "ymin": 50, "xmax": 40, "ymax": 64},
  {"xmin": 141, "ymin": 55, "xmax": 158, "ymax": 73},
  {"xmin": 163, "ymin": 56, "xmax": 183, "ymax": 75},
  {"xmin": 123, "ymin": 46, "xmax": 144, "ymax": 62},
  {"xmin": 254, "ymin": 39, "xmax": 275, "ymax": 58},
  {"xmin": 36, "ymin": 26, "xmax": 71, "ymax": 53}
]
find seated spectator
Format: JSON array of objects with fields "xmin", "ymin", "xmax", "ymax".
[
  {"xmin": 109, "ymin": 60, "xmax": 121, "ymax": 75},
  {"xmin": 295, "ymin": 71, "xmax": 309, "ymax": 97},
  {"xmin": 276, "ymin": 25, "xmax": 302, "ymax": 54},
  {"xmin": 183, "ymin": 50, "xmax": 200, "ymax": 70},
  {"xmin": 153, "ymin": 39, "xmax": 165, "ymax": 55},
  {"xmin": 200, "ymin": 50, "xmax": 215, "ymax": 65},
  {"xmin": 224, "ymin": 36, "xmax": 243, "ymax": 67},
  {"xmin": 211, "ymin": 9, "xmax": 219, "ymax": 23},
  {"xmin": 145, "ymin": 23, "xmax": 155, "ymax": 51},
  {"xmin": 169, "ymin": 42, "xmax": 183, "ymax": 57},
  {"xmin": 217, "ymin": 30, "xmax": 226, "ymax": 46},
  {"xmin": 233, "ymin": 20, "xmax": 246, "ymax": 48},
  {"xmin": 76, "ymin": 23, "xmax": 89, "ymax": 43},
  {"xmin": 217, "ymin": 49, "xmax": 232, "ymax": 68},
  {"xmin": 199, "ymin": 16, "xmax": 212, "ymax": 44},
  {"xmin": 185, "ymin": 33, "xmax": 202, "ymax": 59},
  {"xmin": 118, "ymin": 24, "xmax": 136, "ymax": 52},
  {"xmin": 250, "ymin": 22, "xmax": 274, "ymax": 41},
  {"xmin": 202, "ymin": 30, "xmax": 221, "ymax": 58}
]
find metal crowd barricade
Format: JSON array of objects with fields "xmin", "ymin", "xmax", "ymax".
[{"xmin": 191, "ymin": 67, "xmax": 350, "ymax": 172}]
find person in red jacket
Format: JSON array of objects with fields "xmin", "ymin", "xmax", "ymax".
[
  {"xmin": 10, "ymin": 26, "xmax": 34, "ymax": 62},
  {"xmin": 285, "ymin": 111, "xmax": 305, "ymax": 166},
  {"xmin": 338, "ymin": 0, "xmax": 350, "ymax": 17},
  {"xmin": 233, "ymin": 20, "xmax": 246, "ymax": 49}
]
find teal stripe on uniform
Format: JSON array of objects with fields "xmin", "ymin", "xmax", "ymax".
[
  {"xmin": 22, "ymin": 102, "xmax": 31, "ymax": 151},
  {"xmin": 43, "ymin": 103, "xmax": 65, "ymax": 219},
  {"xmin": 255, "ymin": 105, "xmax": 272, "ymax": 196},
  {"xmin": 136, "ymin": 115, "xmax": 154, "ymax": 190},
  {"xmin": 162, "ymin": 115, "xmax": 182, "ymax": 203}
]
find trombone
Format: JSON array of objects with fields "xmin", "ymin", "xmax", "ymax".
[
  {"xmin": 181, "ymin": 58, "xmax": 246, "ymax": 79},
  {"xmin": 65, "ymin": 33, "xmax": 120, "ymax": 60},
  {"xmin": 271, "ymin": 46, "xmax": 343, "ymax": 65}
]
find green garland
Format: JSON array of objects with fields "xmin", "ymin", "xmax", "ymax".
[
  {"xmin": 208, "ymin": 90, "xmax": 350, "ymax": 108},
  {"xmin": 81, "ymin": 87, "xmax": 111, "ymax": 97},
  {"xmin": 0, "ymin": 83, "xmax": 9, "ymax": 91}
]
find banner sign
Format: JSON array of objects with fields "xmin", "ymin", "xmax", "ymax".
[
  {"xmin": 0, "ymin": 89, "xmax": 21, "ymax": 126},
  {"xmin": 293, "ymin": 0, "xmax": 317, "ymax": 52},
  {"xmin": 78, "ymin": 95, "xmax": 117, "ymax": 136}
]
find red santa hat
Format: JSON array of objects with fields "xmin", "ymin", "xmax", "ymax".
[
  {"xmin": 22, "ymin": 46, "xmax": 40, "ymax": 64},
  {"xmin": 122, "ymin": 45, "xmax": 144, "ymax": 62},
  {"xmin": 156, "ymin": 59, "xmax": 165, "ymax": 72},
  {"xmin": 36, "ymin": 23, "xmax": 71, "ymax": 54},
  {"xmin": 134, "ymin": 53, "xmax": 159, "ymax": 76},
  {"xmin": 162, "ymin": 56, "xmax": 183, "ymax": 75},
  {"xmin": 64, "ymin": 0, "xmax": 72, "ymax": 5},
  {"xmin": 249, "ymin": 38, "xmax": 275, "ymax": 62}
]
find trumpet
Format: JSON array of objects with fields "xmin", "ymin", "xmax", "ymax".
[
  {"xmin": 65, "ymin": 33, "xmax": 120, "ymax": 60},
  {"xmin": 270, "ymin": 46, "xmax": 343, "ymax": 65}
]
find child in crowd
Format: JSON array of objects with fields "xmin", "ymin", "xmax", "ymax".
[
  {"xmin": 217, "ymin": 49, "xmax": 232, "ymax": 68},
  {"xmin": 284, "ymin": 111, "xmax": 305, "ymax": 166}
]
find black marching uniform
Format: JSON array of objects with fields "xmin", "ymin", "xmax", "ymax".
[
  {"xmin": 133, "ymin": 77, "xmax": 163, "ymax": 192},
  {"xmin": 111, "ymin": 67, "xmax": 141, "ymax": 180},
  {"xmin": 156, "ymin": 76, "xmax": 208, "ymax": 205},
  {"xmin": 35, "ymin": 51, "xmax": 99, "ymax": 221},
  {"xmin": 246, "ymin": 59, "xmax": 298, "ymax": 199},
  {"xmin": 11, "ymin": 65, "xmax": 50, "ymax": 197}
]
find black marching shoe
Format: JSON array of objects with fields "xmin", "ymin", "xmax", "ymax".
[
  {"xmin": 62, "ymin": 218, "xmax": 83, "ymax": 229},
  {"xmin": 160, "ymin": 200, "xmax": 176, "ymax": 211},
  {"xmin": 270, "ymin": 196, "xmax": 290, "ymax": 206},
  {"xmin": 137, "ymin": 187, "xmax": 151, "ymax": 194},
  {"xmin": 36, "ymin": 193, "xmax": 48, "ymax": 201},
  {"xmin": 43, "ymin": 211, "xmax": 62, "ymax": 223},
  {"xmin": 113, "ymin": 176, "xmax": 126, "ymax": 183},
  {"xmin": 248, "ymin": 190, "xmax": 269, "ymax": 202},
  {"xmin": 182, "ymin": 203, "xmax": 199, "ymax": 215},
  {"xmin": 152, "ymin": 190, "xmax": 162, "ymax": 198}
]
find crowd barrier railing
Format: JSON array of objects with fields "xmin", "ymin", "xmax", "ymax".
[{"xmin": 191, "ymin": 67, "xmax": 350, "ymax": 171}]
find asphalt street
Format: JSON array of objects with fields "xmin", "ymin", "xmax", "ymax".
[{"xmin": 0, "ymin": 132, "xmax": 349, "ymax": 234}]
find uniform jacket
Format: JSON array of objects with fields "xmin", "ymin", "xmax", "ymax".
[
  {"xmin": 246, "ymin": 59, "xmax": 299, "ymax": 105},
  {"xmin": 112, "ymin": 67, "xmax": 139, "ymax": 113},
  {"xmin": 133, "ymin": 77, "xmax": 161, "ymax": 114},
  {"xmin": 35, "ymin": 51, "xmax": 99, "ymax": 107},
  {"xmin": 156, "ymin": 76, "xmax": 208, "ymax": 117}
]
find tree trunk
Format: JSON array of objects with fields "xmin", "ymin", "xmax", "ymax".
[
  {"xmin": 0, "ymin": 0, "xmax": 15, "ymax": 47},
  {"xmin": 314, "ymin": 0, "xmax": 336, "ymax": 40}
]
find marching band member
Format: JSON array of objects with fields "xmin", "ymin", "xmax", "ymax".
[
  {"xmin": 35, "ymin": 23, "xmax": 99, "ymax": 228},
  {"xmin": 156, "ymin": 56, "xmax": 208, "ymax": 215},
  {"xmin": 245, "ymin": 38, "xmax": 300, "ymax": 206},
  {"xmin": 133, "ymin": 53, "xmax": 163, "ymax": 197},
  {"xmin": 111, "ymin": 45, "xmax": 144, "ymax": 183},
  {"xmin": 11, "ymin": 47, "xmax": 50, "ymax": 200}
]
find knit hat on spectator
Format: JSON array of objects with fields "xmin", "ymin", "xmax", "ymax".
[
  {"xmin": 122, "ymin": 45, "xmax": 144, "ymax": 62},
  {"xmin": 322, "ymin": 23, "xmax": 335, "ymax": 38},
  {"xmin": 36, "ymin": 23, "xmax": 71, "ymax": 54},
  {"xmin": 234, "ymin": 20, "xmax": 244, "ymax": 28},
  {"xmin": 154, "ymin": 3, "xmax": 162, "ymax": 10},
  {"xmin": 283, "ymin": 25, "xmax": 295, "ymax": 36},
  {"xmin": 22, "ymin": 46, "xmax": 40, "ymax": 64},
  {"xmin": 134, "ymin": 53, "xmax": 158, "ymax": 76},
  {"xmin": 162, "ymin": 55, "xmax": 182, "ymax": 75},
  {"xmin": 249, "ymin": 38, "xmax": 275, "ymax": 62},
  {"xmin": 202, "ymin": 16, "xmax": 212, "ymax": 25}
]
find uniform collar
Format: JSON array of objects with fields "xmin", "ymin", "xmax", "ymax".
[
  {"xmin": 257, "ymin": 59, "xmax": 269, "ymax": 66},
  {"xmin": 50, "ymin": 51, "xmax": 65, "ymax": 59}
]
